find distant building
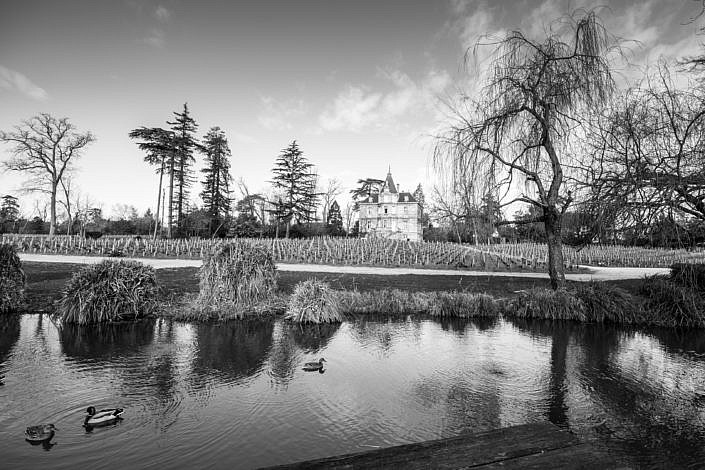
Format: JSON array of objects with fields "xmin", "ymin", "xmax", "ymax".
[{"xmin": 358, "ymin": 170, "xmax": 423, "ymax": 241}]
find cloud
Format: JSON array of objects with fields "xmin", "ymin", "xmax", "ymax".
[
  {"xmin": 231, "ymin": 132, "xmax": 257, "ymax": 144},
  {"xmin": 154, "ymin": 5, "xmax": 171, "ymax": 23},
  {"xmin": 257, "ymin": 96, "xmax": 308, "ymax": 131},
  {"xmin": 0, "ymin": 66, "xmax": 48, "ymax": 101},
  {"xmin": 144, "ymin": 28, "xmax": 166, "ymax": 48},
  {"xmin": 318, "ymin": 68, "xmax": 451, "ymax": 133}
]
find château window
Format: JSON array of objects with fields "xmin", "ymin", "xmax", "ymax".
[{"xmin": 384, "ymin": 207, "xmax": 388, "ymax": 214}]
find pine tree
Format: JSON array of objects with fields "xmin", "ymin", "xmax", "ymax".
[
  {"xmin": 128, "ymin": 126, "xmax": 174, "ymax": 238},
  {"xmin": 0, "ymin": 195, "xmax": 20, "ymax": 233},
  {"xmin": 167, "ymin": 103, "xmax": 200, "ymax": 237},
  {"xmin": 270, "ymin": 141, "xmax": 319, "ymax": 238},
  {"xmin": 326, "ymin": 200, "xmax": 344, "ymax": 236},
  {"xmin": 413, "ymin": 184, "xmax": 425, "ymax": 208},
  {"xmin": 200, "ymin": 127, "xmax": 233, "ymax": 236}
]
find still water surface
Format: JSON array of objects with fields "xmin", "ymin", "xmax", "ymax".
[{"xmin": 1, "ymin": 314, "xmax": 705, "ymax": 468}]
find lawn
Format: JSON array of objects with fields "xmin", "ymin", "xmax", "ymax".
[{"xmin": 22, "ymin": 261, "xmax": 640, "ymax": 313}]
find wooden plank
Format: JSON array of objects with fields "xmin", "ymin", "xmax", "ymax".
[
  {"xmin": 262, "ymin": 423, "xmax": 587, "ymax": 470},
  {"xmin": 476, "ymin": 442, "xmax": 624, "ymax": 469}
]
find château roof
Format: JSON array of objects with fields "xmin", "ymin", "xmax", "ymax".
[
  {"xmin": 362, "ymin": 192, "xmax": 417, "ymax": 204},
  {"xmin": 383, "ymin": 171, "xmax": 397, "ymax": 194}
]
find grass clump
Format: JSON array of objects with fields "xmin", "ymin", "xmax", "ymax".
[
  {"xmin": 670, "ymin": 263, "xmax": 705, "ymax": 292},
  {"xmin": 426, "ymin": 292, "xmax": 499, "ymax": 318},
  {"xmin": 0, "ymin": 244, "xmax": 25, "ymax": 313},
  {"xmin": 338, "ymin": 289, "xmax": 499, "ymax": 318},
  {"xmin": 192, "ymin": 242, "xmax": 277, "ymax": 320},
  {"xmin": 285, "ymin": 279, "xmax": 343, "ymax": 323},
  {"xmin": 573, "ymin": 281, "xmax": 646, "ymax": 324},
  {"xmin": 505, "ymin": 288, "xmax": 587, "ymax": 321},
  {"xmin": 57, "ymin": 260, "xmax": 158, "ymax": 324},
  {"xmin": 639, "ymin": 275, "xmax": 705, "ymax": 328},
  {"xmin": 339, "ymin": 289, "xmax": 418, "ymax": 316}
]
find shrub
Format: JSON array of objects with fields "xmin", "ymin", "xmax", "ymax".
[
  {"xmin": 504, "ymin": 288, "xmax": 587, "ymax": 321},
  {"xmin": 639, "ymin": 275, "xmax": 705, "ymax": 328},
  {"xmin": 0, "ymin": 244, "xmax": 25, "ymax": 313},
  {"xmin": 670, "ymin": 263, "xmax": 705, "ymax": 292},
  {"xmin": 193, "ymin": 242, "xmax": 277, "ymax": 319},
  {"xmin": 573, "ymin": 281, "xmax": 646, "ymax": 324},
  {"xmin": 285, "ymin": 279, "xmax": 343, "ymax": 323},
  {"xmin": 57, "ymin": 260, "xmax": 158, "ymax": 324}
]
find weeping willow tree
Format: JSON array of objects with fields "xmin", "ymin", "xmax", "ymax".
[{"xmin": 435, "ymin": 11, "xmax": 622, "ymax": 289}]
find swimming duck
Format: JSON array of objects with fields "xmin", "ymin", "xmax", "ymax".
[
  {"xmin": 25, "ymin": 424, "xmax": 57, "ymax": 442},
  {"xmin": 302, "ymin": 358, "xmax": 326, "ymax": 371},
  {"xmin": 84, "ymin": 407, "xmax": 124, "ymax": 427}
]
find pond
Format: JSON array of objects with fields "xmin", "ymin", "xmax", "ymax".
[{"xmin": 1, "ymin": 314, "xmax": 705, "ymax": 468}]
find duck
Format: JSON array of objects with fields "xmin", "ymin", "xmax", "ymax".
[
  {"xmin": 25, "ymin": 424, "xmax": 57, "ymax": 442},
  {"xmin": 302, "ymin": 358, "xmax": 326, "ymax": 371},
  {"xmin": 84, "ymin": 406, "xmax": 124, "ymax": 427}
]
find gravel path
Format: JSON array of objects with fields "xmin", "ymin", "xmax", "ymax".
[{"xmin": 18, "ymin": 253, "xmax": 670, "ymax": 281}]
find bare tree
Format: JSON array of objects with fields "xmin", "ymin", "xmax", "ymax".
[
  {"xmin": 58, "ymin": 175, "xmax": 76, "ymax": 235},
  {"xmin": 587, "ymin": 64, "xmax": 705, "ymax": 230},
  {"xmin": 435, "ymin": 11, "xmax": 621, "ymax": 289},
  {"xmin": 320, "ymin": 177, "xmax": 343, "ymax": 224},
  {"xmin": 1, "ymin": 113, "xmax": 95, "ymax": 236}
]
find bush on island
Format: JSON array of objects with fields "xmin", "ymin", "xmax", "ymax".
[
  {"xmin": 194, "ymin": 241, "xmax": 277, "ymax": 319},
  {"xmin": 0, "ymin": 244, "xmax": 25, "ymax": 313},
  {"xmin": 286, "ymin": 279, "xmax": 343, "ymax": 323},
  {"xmin": 639, "ymin": 275, "xmax": 705, "ymax": 328},
  {"xmin": 57, "ymin": 260, "xmax": 158, "ymax": 324}
]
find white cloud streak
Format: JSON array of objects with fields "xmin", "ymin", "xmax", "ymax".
[
  {"xmin": 154, "ymin": 5, "xmax": 171, "ymax": 23},
  {"xmin": 319, "ymin": 68, "xmax": 451, "ymax": 133},
  {"xmin": 144, "ymin": 28, "xmax": 166, "ymax": 48},
  {"xmin": 258, "ymin": 96, "xmax": 308, "ymax": 131},
  {"xmin": 0, "ymin": 66, "xmax": 48, "ymax": 101}
]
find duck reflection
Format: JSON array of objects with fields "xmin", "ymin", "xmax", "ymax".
[{"xmin": 59, "ymin": 320, "xmax": 155, "ymax": 364}]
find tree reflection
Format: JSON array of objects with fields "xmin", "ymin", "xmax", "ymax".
[
  {"xmin": 0, "ymin": 314, "xmax": 20, "ymax": 384},
  {"xmin": 59, "ymin": 320, "xmax": 155, "ymax": 363},
  {"xmin": 508, "ymin": 318, "xmax": 570, "ymax": 428}
]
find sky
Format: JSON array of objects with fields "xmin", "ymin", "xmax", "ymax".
[{"xmin": 1, "ymin": 0, "xmax": 703, "ymax": 219}]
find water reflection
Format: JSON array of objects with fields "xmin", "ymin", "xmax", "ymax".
[
  {"xmin": 192, "ymin": 321, "xmax": 273, "ymax": 385},
  {"xmin": 59, "ymin": 321, "xmax": 155, "ymax": 363},
  {"xmin": 289, "ymin": 322, "xmax": 341, "ymax": 353},
  {"xmin": 0, "ymin": 314, "xmax": 20, "ymax": 384},
  {"xmin": 510, "ymin": 318, "xmax": 705, "ymax": 467},
  {"xmin": 0, "ymin": 314, "xmax": 20, "ymax": 362},
  {"xmin": 3, "ymin": 315, "xmax": 705, "ymax": 468}
]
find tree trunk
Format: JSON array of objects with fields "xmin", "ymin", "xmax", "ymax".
[
  {"xmin": 544, "ymin": 207, "xmax": 566, "ymax": 290},
  {"xmin": 153, "ymin": 157, "xmax": 165, "ymax": 241},
  {"xmin": 49, "ymin": 182, "xmax": 57, "ymax": 236},
  {"xmin": 168, "ymin": 156, "xmax": 174, "ymax": 238}
]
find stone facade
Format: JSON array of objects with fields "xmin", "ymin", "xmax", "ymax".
[{"xmin": 358, "ymin": 171, "xmax": 423, "ymax": 241}]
